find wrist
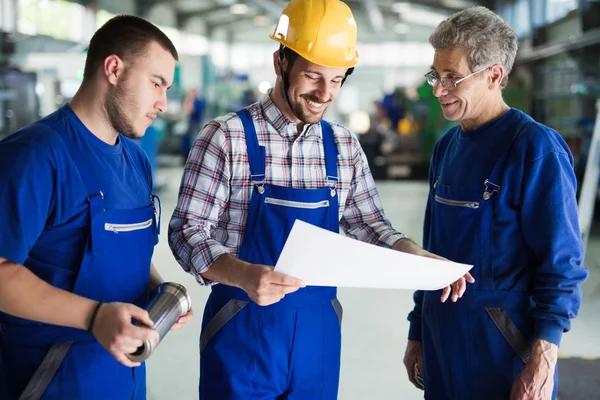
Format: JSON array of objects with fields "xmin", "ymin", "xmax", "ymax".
[
  {"xmin": 87, "ymin": 301, "xmax": 105, "ymax": 334},
  {"xmin": 526, "ymin": 338, "xmax": 558, "ymax": 370}
]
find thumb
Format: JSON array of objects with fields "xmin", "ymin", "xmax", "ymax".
[{"xmin": 128, "ymin": 304, "xmax": 154, "ymax": 328}]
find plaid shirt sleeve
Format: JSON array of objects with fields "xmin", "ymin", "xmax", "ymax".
[
  {"xmin": 168, "ymin": 120, "xmax": 231, "ymax": 285},
  {"xmin": 340, "ymin": 133, "xmax": 405, "ymax": 247}
]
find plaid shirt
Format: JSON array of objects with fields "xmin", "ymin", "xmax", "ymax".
[{"xmin": 168, "ymin": 93, "xmax": 404, "ymax": 284}]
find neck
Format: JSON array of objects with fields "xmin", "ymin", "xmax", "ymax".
[
  {"xmin": 69, "ymin": 81, "xmax": 119, "ymax": 145},
  {"xmin": 460, "ymin": 95, "xmax": 510, "ymax": 132},
  {"xmin": 270, "ymin": 80, "xmax": 306, "ymax": 134}
]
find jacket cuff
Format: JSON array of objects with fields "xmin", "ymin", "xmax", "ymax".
[
  {"xmin": 408, "ymin": 321, "xmax": 422, "ymax": 341},
  {"xmin": 534, "ymin": 319, "xmax": 564, "ymax": 346}
]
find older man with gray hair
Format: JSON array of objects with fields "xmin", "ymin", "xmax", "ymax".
[{"xmin": 403, "ymin": 6, "xmax": 588, "ymax": 400}]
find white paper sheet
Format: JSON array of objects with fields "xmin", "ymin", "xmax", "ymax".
[{"xmin": 274, "ymin": 220, "xmax": 473, "ymax": 290}]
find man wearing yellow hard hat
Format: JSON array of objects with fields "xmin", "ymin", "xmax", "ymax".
[{"xmin": 169, "ymin": 0, "xmax": 472, "ymax": 397}]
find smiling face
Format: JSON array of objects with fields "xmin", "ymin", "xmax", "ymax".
[
  {"xmin": 430, "ymin": 47, "xmax": 494, "ymax": 131},
  {"xmin": 280, "ymin": 55, "xmax": 346, "ymax": 125},
  {"xmin": 105, "ymin": 41, "xmax": 175, "ymax": 138}
]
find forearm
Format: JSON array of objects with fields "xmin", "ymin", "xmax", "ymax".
[
  {"xmin": 392, "ymin": 237, "xmax": 428, "ymax": 256},
  {"xmin": 525, "ymin": 338, "xmax": 558, "ymax": 373},
  {"xmin": 149, "ymin": 262, "xmax": 164, "ymax": 290},
  {"xmin": 0, "ymin": 258, "xmax": 97, "ymax": 330},
  {"xmin": 200, "ymin": 254, "xmax": 252, "ymax": 289}
]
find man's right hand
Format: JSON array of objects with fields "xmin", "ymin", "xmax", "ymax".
[
  {"xmin": 240, "ymin": 265, "xmax": 305, "ymax": 306},
  {"xmin": 91, "ymin": 302, "xmax": 158, "ymax": 368},
  {"xmin": 403, "ymin": 340, "xmax": 425, "ymax": 390}
]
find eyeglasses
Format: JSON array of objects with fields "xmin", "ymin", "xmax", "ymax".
[{"xmin": 425, "ymin": 67, "xmax": 489, "ymax": 90}]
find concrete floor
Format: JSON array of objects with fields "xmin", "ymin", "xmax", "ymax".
[{"xmin": 146, "ymin": 167, "xmax": 600, "ymax": 400}]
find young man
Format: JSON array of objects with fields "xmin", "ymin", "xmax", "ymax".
[
  {"xmin": 170, "ymin": 0, "xmax": 472, "ymax": 398},
  {"xmin": 0, "ymin": 15, "xmax": 192, "ymax": 400}
]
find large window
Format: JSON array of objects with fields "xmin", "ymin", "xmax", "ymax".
[{"xmin": 18, "ymin": 0, "xmax": 86, "ymax": 42}]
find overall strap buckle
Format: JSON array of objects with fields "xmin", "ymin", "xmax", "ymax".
[
  {"xmin": 326, "ymin": 176, "xmax": 338, "ymax": 197},
  {"xmin": 483, "ymin": 179, "xmax": 500, "ymax": 200},
  {"xmin": 251, "ymin": 174, "xmax": 266, "ymax": 194}
]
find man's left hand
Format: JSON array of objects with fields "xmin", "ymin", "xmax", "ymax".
[
  {"xmin": 170, "ymin": 308, "xmax": 194, "ymax": 331},
  {"xmin": 392, "ymin": 238, "xmax": 475, "ymax": 303},
  {"xmin": 510, "ymin": 339, "xmax": 557, "ymax": 400}
]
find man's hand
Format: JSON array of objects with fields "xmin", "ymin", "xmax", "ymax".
[
  {"xmin": 170, "ymin": 308, "xmax": 194, "ymax": 331},
  {"xmin": 403, "ymin": 340, "xmax": 425, "ymax": 390},
  {"xmin": 392, "ymin": 238, "xmax": 475, "ymax": 302},
  {"xmin": 91, "ymin": 302, "xmax": 158, "ymax": 368},
  {"xmin": 510, "ymin": 339, "xmax": 557, "ymax": 400},
  {"xmin": 240, "ymin": 265, "xmax": 305, "ymax": 306}
]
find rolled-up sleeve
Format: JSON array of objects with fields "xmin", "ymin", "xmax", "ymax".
[
  {"xmin": 340, "ymin": 136, "xmax": 405, "ymax": 247},
  {"xmin": 168, "ymin": 121, "xmax": 231, "ymax": 285}
]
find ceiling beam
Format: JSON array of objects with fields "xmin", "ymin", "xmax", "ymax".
[
  {"xmin": 361, "ymin": 0, "xmax": 385, "ymax": 36},
  {"xmin": 177, "ymin": 4, "xmax": 233, "ymax": 27},
  {"xmin": 247, "ymin": 0, "xmax": 281, "ymax": 19}
]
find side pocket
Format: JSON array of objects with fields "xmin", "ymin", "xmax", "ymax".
[
  {"xmin": 484, "ymin": 307, "xmax": 531, "ymax": 364},
  {"xmin": 200, "ymin": 299, "xmax": 248, "ymax": 353},
  {"xmin": 331, "ymin": 298, "xmax": 343, "ymax": 326}
]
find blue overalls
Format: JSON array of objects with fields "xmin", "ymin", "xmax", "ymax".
[
  {"xmin": 422, "ymin": 126, "xmax": 559, "ymax": 399},
  {"xmin": 199, "ymin": 109, "xmax": 343, "ymax": 399},
  {"xmin": 0, "ymin": 121, "xmax": 158, "ymax": 400}
]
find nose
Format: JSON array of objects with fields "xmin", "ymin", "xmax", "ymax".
[
  {"xmin": 432, "ymin": 81, "xmax": 448, "ymax": 98},
  {"xmin": 156, "ymin": 91, "xmax": 167, "ymax": 113},
  {"xmin": 314, "ymin": 79, "xmax": 331, "ymax": 102}
]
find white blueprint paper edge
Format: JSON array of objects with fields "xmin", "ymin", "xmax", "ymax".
[{"xmin": 274, "ymin": 220, "xmax": 473, "ymax": 290}]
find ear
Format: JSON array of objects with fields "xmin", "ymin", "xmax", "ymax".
[
  {"xmin": 103, "ymin": 54, "xmax": 124, "ymax": 86},
  {"xmin": 488, "ymin": 64, "xmax": 505, "ymax": 89},
  {"xmin": 272, "ymin": 50, "xmax": 280, "ymax": 76}
]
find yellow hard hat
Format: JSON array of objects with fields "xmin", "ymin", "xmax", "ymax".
[{"xmin": 270, "ymin": 0, "xmax": 359, "ymax": 69}]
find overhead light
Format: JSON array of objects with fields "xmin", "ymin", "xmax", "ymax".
[
  {"xmin": 230, "ymin": 3, "xmax": 249, "ymax": 15},
  {"xmin": 392, "ymin": 2, "xmax": 412, "ymax": 14},
  {"xmin": 394, "ymin": 23, "xmax": 410, "ymax": 35},
  {"xmin": 253, "ymin": 15, "xmax": 270, "ymax": 27},
  {"xmin": 441, "ymin": 0, "xmax": 475, "ymax": 8}
]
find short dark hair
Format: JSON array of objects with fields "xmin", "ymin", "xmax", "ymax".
[
  {"xmin": 280, "ymin": 45, "xmax": 299, "ymax": 71},
  {"xmin": 83, "ymin": 15, "xmax": 178, "ymax": 80}
]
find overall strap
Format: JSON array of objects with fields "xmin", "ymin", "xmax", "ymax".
[
  {"xmin": 320, "ymin": 120, "xmax": 339, "ymax": 185},
  {"xmin": 236, "ymin": 109, "xmax": 266, "ymax": 188},
  {"xmin": 42, "ymin": 121, "xmax": 105, "ymax": 255},
  {"xmin": 17, "ymin": 342, "xmax": 72, "ymax": 400}
]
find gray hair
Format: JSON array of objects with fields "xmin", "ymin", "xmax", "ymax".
[{"xmin": 429, "ymin": 6, "xmax": 518, "ymax": 87}]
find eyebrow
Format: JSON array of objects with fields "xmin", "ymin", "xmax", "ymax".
[
  {"xmin": 152, "ymin": 74, "xmax": 171, "ymax": 89},
  {"xmin": 304, "ymin": 69, "xmax": 345, "ymax": 80},
  {"xmin": 430, "ymin": 66, "xmax": 459, "ymax": 74}
]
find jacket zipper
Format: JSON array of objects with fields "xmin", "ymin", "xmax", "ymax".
[
  {"xmin": 264, "ymin": 197, "xmax": 330, "ymax": 209},
  {"xmin": 434, "ymin": 195, "xmax": 479, "ymax": 209},
  {"xmin": 105, "ymin": 218, "xmax": 153, "ymax": 233}
]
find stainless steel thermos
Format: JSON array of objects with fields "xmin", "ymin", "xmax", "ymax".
[{"xmin": 128, "ymin": 282, "xmax": 192, "ymax": 362}]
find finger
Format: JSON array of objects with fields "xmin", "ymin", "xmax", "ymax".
[
  {"xmin": 130, "ymin": 325, "xmax": 159, "ymax": 343},
  {"xmin": 116, "ymin": 352, "xmax": 141, "ymax": 368},
  {"xmin": 464, "ymin": 272, "xmax": 475, "ymax": 283},
  {"xmin": 458, "ymin": 278, "xmax": 467, "ymax": 298},
  {"xmin": 452, "ymin": 282, "xmax": 460, "ymax": 302},
  {"xmin": 270, "ymin": 272, "xmax": 305, "ymax": 287},
  {"xmin": 440, "ymin": 286, "xmax": 450, "ymax": 302},
  {"xmin": 118, "ymin": 338, "xmax": 144, "ymax": 351},
  {"xmin": 122, "ymin": 345, "xmax": 142, "ymax": 354},
  {"xmin": 127, "ymin": 304, "xmax": 154, "ymax": 328}
]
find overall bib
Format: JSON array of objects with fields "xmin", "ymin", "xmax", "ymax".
[
  {"xmin": 422, "ymin": 127, "xmax": 559, "ymax": 399},
  {"xmin": 0, "ymin": 121, "xmax": 158, "ymax": 400},
  {"xmin": 199, "ymin": 109, "xmax": 343, "ymax": 399}
]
